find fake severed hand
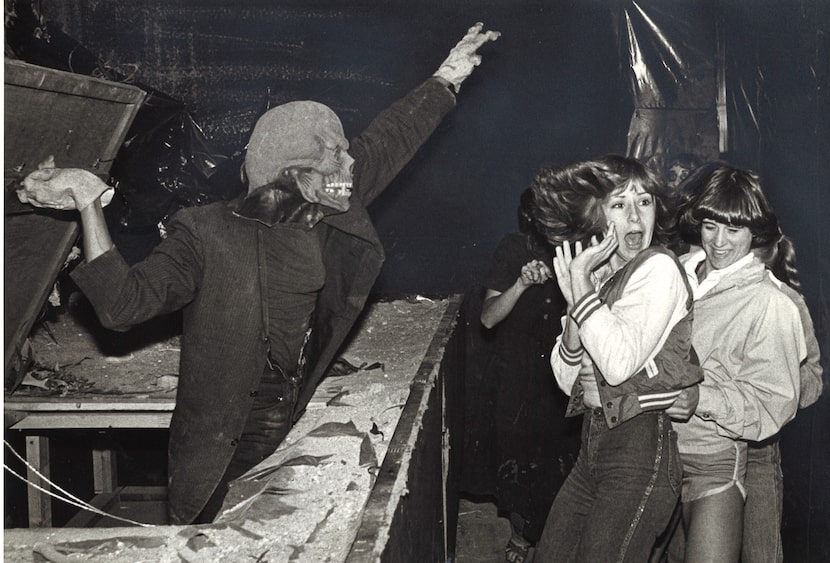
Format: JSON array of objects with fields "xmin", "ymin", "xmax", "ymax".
[
  {"xmin": 433, "ymin": 22, "xmax": 500, "ymax": 92},
  {"xmin": 17, "ymin": 156, "xmax": 114, "ymax": 211}
]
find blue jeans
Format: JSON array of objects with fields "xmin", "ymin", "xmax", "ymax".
[
  {"xmin": 534, "ymin": 409, "xmax": 681, "ymax": 563},
  {"xmin": 742, "ymin": 438, "xmax": 784, "ymax": 563}
]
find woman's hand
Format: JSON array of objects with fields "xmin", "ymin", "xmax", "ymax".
[
  {"xmin": 552, "ymin": 240, "xmax": 581, "ymax": 308},
  {"xmin": 569, "ymin": 223, "xmax": 618, "ymax": 280},
  {"xmin": 554, "ymin": 224, "xmax": 618, "ymax": 308},
  {"xmin": 519, "ymin": 259, "xmax": 553, "ymax": 287},
  {"xmin": 481, "ymin": 259, "xmax": 551, "ymax": 329}
]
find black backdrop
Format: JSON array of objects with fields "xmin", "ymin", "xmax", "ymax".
[
  {"xmin": 13, "ymin": 1, "xmax": 830, "ymax": 559},
  {"xmin": 35, "ymin": 0, "xmax": 632, "ymax": 295}
]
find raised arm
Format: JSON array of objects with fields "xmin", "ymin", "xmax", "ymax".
[{"xmin": 349, "ymin": 23, "xmax": 499, "ymax": 205}]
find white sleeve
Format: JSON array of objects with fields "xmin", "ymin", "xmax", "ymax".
[
  {"xmin": 572, "ymin": 254, "xmax": 689, "ymax": 386},
  {"xmin": 551, "ymin": 317, "xmax": 582, "ymax": 396}
]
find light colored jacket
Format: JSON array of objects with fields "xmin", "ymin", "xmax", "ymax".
[
  {"xmin": 674, "ymin": 250, "xmax": 806, "ymax": 455},
  {"xmin": 767, "ymin": 272, "xmax": 824, "ymax": 408}
]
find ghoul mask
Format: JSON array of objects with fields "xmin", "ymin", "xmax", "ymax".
[{"xmin": 235, "ymin": 101, "xmax": 354, "ymax": 227}]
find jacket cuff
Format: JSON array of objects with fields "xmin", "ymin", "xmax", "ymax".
[
  {"xmin": 559, "ymin": 343, "xmax": 583, "ymax": 366},
  {"xmin": 570, "ymin": 291, "xmax": 602, "ymax": 327},
  {"xmin": 696, "ymin": 383, "xmax": 720, "ymax": 421}
]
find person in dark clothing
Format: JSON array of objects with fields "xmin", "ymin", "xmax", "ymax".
[
  {"xmin": 478, "ymin": 188, "xmax": 580, "ymax": 563},
  {"xmin": 17, "ymin": 22, "xmax": 500, "ymax": 525}
]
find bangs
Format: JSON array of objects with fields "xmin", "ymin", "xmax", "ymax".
[{"xmin": 692, "ymin": 179, "xmax": 767, "ymax": 230}]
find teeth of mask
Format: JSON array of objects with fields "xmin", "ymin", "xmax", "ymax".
[{"xmin": 324, "ymin": 181, "xmax": 353, "ymax": 196}]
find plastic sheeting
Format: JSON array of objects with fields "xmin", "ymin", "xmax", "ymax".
[
  {"xmin": 5, "ymin": 0, "xmax": 248, "ymax": 260},
  {"xmin": 620, "ymin": 1, "xmax": 720, "ymax": 176}
]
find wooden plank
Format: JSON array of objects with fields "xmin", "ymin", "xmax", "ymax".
[
  {"xmin": 4, "ymin": 60, "xmax": 146, "ymax": 177},
  {"xmin": 4, "ymin": 60, "xmax": 146, "ymax": 390},
  {"xmin": 10, "ymin": 412, "xmax": 172, "ymax": 430},
  {"xmin": 5, "ymin": 60, "xmax": 149, "ymax": 104},
  {"xmin": 92, "ymin": 449, "xmax": 118, "ymax": 494},
  {"xmin": 4, "ymin": 212, "xmax": 79, "ymax": 389},
  {"xmin": 346, "ymin": 295, "xmax": 462, "ymax": 562},
  {"xmin": 25, "ymin": 435, "xmax": 51, "ymax": 528},
  {"xmin": 64, "ymin": 490, "xmax": 119, "ymax": 528},
  {"xmin": 62, "ymin": 486, "xmax": 168, "ymax": 528},
  {"xmin": 116, "ymin": 485, "xmax": 169, "ymax": 500},
  {"xmin": 4, "ymin": 409, "xmax": 27, "ymax": 429},
  {"xmin": 4, "ymin": 397, "xmax": 175, "ymax": 411}
]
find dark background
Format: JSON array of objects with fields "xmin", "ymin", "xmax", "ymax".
[
  {"xmin": 27, "ymin": 0, "xmax": 634, "ymax": 295},
  {"xmin": 5, "ymin": 0, "xmax": 829, "ymax": 559}
]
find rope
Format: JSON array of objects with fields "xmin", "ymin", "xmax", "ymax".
[{"xmin": 4, "ymin": 439, "xmax": 155, "ymax": 527}]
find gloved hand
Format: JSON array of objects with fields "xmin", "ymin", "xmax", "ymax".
[
  {"xmin": 433, "ymin": 22, "xmax": 501, "ymax": 93},
  {"xmin": 17, "ymin": 155, "xmax": 114, "ymax": 211}
]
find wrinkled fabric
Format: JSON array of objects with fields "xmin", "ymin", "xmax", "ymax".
[
  {"xmin": 535, "ymin": 410, "xmax": 681, "ymax": 562},
  {"xmin": 620, "ymin": 2, "xmax": 720, "ymax": 167},
  {"xmin": 565, "ymin": 247, "xmax": 701, "ymax": 429}
]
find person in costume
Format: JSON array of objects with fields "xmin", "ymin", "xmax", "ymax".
[{"xmin": 17, "ymin": 22, "xmax": 500, "ymax": 524}]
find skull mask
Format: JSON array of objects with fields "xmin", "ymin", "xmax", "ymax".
[{"xmin": 236, "ymin": 101, "xmax": 354, "ymax": 227}]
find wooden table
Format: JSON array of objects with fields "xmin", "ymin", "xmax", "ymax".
[
  {"xmin": 4, "ymin": 296, "xmax": 464, "ymax": 562},
  {"xmin": 4, "ymin": 394, "xmax": 175, "ymax": 528}
]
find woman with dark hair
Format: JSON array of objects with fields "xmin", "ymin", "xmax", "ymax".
[
  {"xmin": 477, "ymin": 187, "xmax": 580, "ymax": 562},
  {"xmin": 532, "ymin": 155, "xmax": 701, "ymax": 562},
  {"xmin": 667, "ymin": 165, "xmax": 807, "ymax": 563}
]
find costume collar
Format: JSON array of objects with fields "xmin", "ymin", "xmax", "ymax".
[{"xmin": 233, "ymin": 178, "xmax": 344, "ymax": 229}]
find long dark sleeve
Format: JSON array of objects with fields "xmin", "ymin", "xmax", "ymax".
[{"xmin": 349, "ymin": 77, "xmax": 456, "ymax": 207}]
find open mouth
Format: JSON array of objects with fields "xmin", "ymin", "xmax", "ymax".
[{"xmin": 623, "ymin": 231, "xmax": 644, "ymax": 248}]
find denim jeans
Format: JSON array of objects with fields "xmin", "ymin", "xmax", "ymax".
[
  {"xmin": 742, "ymin": 438, "xmax": 784, "ymax": 563},
  {"xmin": 534, "ymin": 409, "xmax": 681, "ymax": 563}
]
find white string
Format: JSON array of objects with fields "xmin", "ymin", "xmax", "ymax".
[
  {"xmin": 3, "ymin": 463, "xmax": 154, "ymax": 527},
  {"xmin": 5, "ymin": 439, "xmax": 98, "ymax": 510},
  {"xmin": 5, "ymin": 439, "xmax": 100, "ymax": 511},
  {"xmin": 4, "ymin": 439, "xmax": 155, "ymax": 527}
]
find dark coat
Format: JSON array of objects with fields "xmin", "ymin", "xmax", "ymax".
[{"xmin": 71, "ymin": 78, "xmax": 456, "ymax": 523}]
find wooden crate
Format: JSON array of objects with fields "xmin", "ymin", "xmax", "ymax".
[{"xmin": 4, "ymin": 59, "xmax": 146, "ymax": 390}]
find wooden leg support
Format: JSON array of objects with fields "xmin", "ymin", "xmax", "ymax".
[
  {"xmin": 92, "ymin": 448, "xmax": 118, "ymax": 494},
  {"xmin": 25, "ymin": 435, "xmax": 51, "ymax": 528}
]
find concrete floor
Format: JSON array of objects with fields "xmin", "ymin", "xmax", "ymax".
[{"xmin": 454, "ymin": 497, "xmax": 536, "ymax": 563}]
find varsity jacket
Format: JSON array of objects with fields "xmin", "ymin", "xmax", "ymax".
[{"xmin": 554, "ymin": 246, "xmax": 702, "ymax": 429}]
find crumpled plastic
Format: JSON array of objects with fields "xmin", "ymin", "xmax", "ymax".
[
  {"xmin": 620, "ymin": 1, "xmax": 721, "ymax": 170},
  {"xmin": 5, "ymin": 1, "xmax": 249, "ymax": 249}
]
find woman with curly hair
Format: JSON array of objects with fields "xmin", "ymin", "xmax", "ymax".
[{"xmin": 532, "ymin": 155, "xmax": 700, "ymax": 562}]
